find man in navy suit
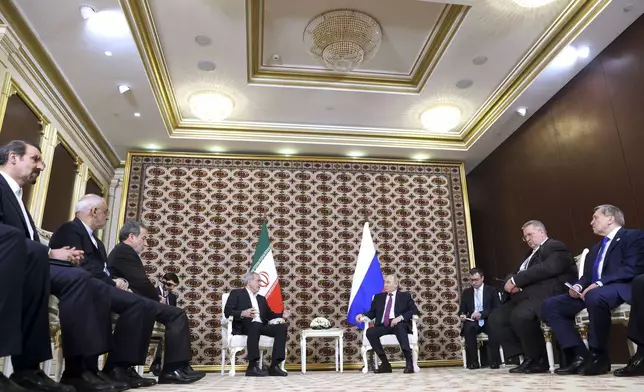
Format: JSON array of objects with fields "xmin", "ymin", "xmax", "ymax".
[
  {"xmin": 542, "ymin": 205, "xmax": 644, "ymax": 376},
  {"xmin": 355, "ymin": 275, "xmax": 418, "ymax": 374},
  {"xmin": 459, "ymin": 268, "xmax": 501, "ymax": 369}
]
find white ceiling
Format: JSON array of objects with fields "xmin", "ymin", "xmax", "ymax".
[{"xmin": 4, "ymin": 0, "xmax": 644, "ymax": 171}]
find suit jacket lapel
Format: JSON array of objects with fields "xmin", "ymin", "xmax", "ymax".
[
  {"xmin": 604, "ymin": 228, "xmax": 624, "ymax": 258},
  {"xmin": 0, "ymin": 176, "xmax": 33, "ymax": 238}
]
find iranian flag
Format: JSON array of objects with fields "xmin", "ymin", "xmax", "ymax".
[{"xmin": 250, "ymin": 221, "xmax": 284, "ymax": 312}]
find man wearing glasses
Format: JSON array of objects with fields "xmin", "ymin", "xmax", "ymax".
[{"xmin": 487, "ymin": 220, "xmax": 577, "ymax": 374}]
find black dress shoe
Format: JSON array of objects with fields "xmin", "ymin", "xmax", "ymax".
[
  {"xmin": 523, "ymin": 357, "xmax": 549, "ymax": 374},
  {"xmin": 60, "ymin": 371, "xmax": 115, "ymax": 392},
  {"xmin": 9, "ymin": 369, "xmax": 76, "ymax": 392},
  {"xmin": 490, "ymin": 362, "xmax": 500, "ymax": 369},
  {"xmin": 125, "ymin": 367, "xmax": 157, "ymax": 388},
  {"xmin": 403, "ymin": 366, "xmax": 415, "ymax": 374},
  {"xmin": 614, "ymin": 355, "xmax": 644, "ymax": 377},
  {"xmin": 509, "ymin": 359, "xmax": 532, "ymax": 374},
  {"xmin": 178, "ymin": 365, "xmax": 205, "ymax": 378},
  {"xmin": 94, "ymin": 372, "xmax": 128, "ymax": 391},
  {"xmin": 244, "ymin": 365, "xmax": 267, "ymax": 377},
  {"xmin": 0, "ymin": 372, "xmax": 29, "ymax": 392},
  {"xmin": 374, "ymin": 363, "xmax": 392, "ymax": 374},
  {"xmin": 467, "ymin": 362, "xmax": 480, "ymax": 370},
  {"xmin": 158, "ymin": 368, "xmax": 204, "ymax": 384},
  {"xmin": 148, "ymin": 361, "xmax": 161, "ymax": 377},
  {"xmin": 555, "ymin": 355, "xmax": 588, "ymax": 375},
  {"xmin": 580, "ymin": 353, "xmax": 611, "ymax": 376},
  {"xmin": 267, "ymin": 366, "xmax": 287, "ymax": 377}
]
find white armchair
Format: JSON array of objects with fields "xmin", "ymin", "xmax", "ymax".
[
  {"xmin": 360, "ymin": 314, "xmax": 420, "ymax": 373},
  {"xmin": 220, "ymin": 292, "xmax": 286, "ymax": 376}
]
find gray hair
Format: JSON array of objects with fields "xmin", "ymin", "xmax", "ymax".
[
  {"xmin": 118, "ymin": 220, "xmax": 148, "ymax": 242},
  {"xmin": 75, "ymin": 194, "xmax": 105, "ymax": 213},
  {"xmin": 594, "ymin": 204, "xmax": 625, "ymax": 226},
  {"xmin": 242, "ymin": 272, "xmax": 259, "ymax": 284},
  {"xmin": 522, "ymin": 220, "xmax": 547, "ymax": 233}
]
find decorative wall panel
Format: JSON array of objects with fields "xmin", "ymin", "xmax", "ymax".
[{"xmin": 123, "ymin": 153, "xmax": 473, "ymax": 366}]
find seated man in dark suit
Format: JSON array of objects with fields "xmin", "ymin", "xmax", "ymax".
[
  {"xmin": 355, "ymin": 275, "xmax": 419, "ymax": 374},
  {"xmin": 105, "ymin": 220, "xmax": 205, "ymax": 384},
  {"xmin": 488, "ymin": 220, "xmax": 576, "ymax": 374},
  {"xmin": 614, "ymin": 274, "xmax": 644, "ymax": 377},
  {"xmin": 147, "ymin": 273, "xmax": 180, "ymax": 375},
  {"xmin": 0, "ymin": 140, "xmax": 119, "ymax": 392},
  {"xmin": 224, "ymin": 272, "xmax": 290, "ymax": 377},
  {"xmin": 542, "ymin": 205, "xmax": 644, "ymax": 376},
  {"xmin": 459, "ymin": 268, "xmax": 501, "ymax": 369}
]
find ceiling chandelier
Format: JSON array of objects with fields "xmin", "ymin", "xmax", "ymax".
[
  {"xmin": 303, "ymin": 9, "xmax": 382, "ymax": 73},
  {"xmin": 188, "ymin": 91, "xmax": 234, "ymax": 122}
]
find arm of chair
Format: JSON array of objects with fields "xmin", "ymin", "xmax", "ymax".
[
  {"xmin": 362, "ymin": 317, "xmax": 372, "ymax": 340},
  {"xmin": 220, "ymin": 315, "xmax": 234, "ymax": 346}
]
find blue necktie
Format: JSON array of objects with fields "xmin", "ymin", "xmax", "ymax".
[{"xmin": 592, "ymin": 237, "xmax": 610, "ymax": 283}]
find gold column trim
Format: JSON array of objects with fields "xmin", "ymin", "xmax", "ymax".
[
  {"xmin": 10, "ymin": 79, "xmax": 49, "ymax": 124},
  {"xmin": 459, "ymin": 163, "xmax": 475, "ymax": 268},
  {"xmin": 0, "ymin": 69, "xmax": 11, "ymax": 132},
  {"xmin": 31, "ymin": 124, "xmax": 57, "ymax": 226}
]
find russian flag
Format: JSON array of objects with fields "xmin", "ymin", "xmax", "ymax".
[{"xmin": 347, "ymin": 222, "xmax": 384, "ymax": 329}]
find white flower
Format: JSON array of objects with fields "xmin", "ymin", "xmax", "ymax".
[{"xmin": 310, "ymin": 317, "xmax": 331, "ymax": 329}]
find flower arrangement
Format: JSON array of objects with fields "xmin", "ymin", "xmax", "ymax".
[{"xmin": 310, "ymin": 317, "xmax": 331, "ymax": 330}]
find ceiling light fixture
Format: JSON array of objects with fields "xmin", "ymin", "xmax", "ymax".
[
  {"xmin": 516, "ymin": 107, "xmax": 528, "ymax": 117},
  {"xmin": 79, "ymin": 5, "xmax": 96, "ymax": 20},
  {"xmin": 209, "ymin": 146, "xmax": 226, "ymax": 153},
  {"xmin": 577, "ymin": 45, "xmax": 590, "ymax": 59},
  {"xmin": 145, "ymin": 143, "xmax": 159, "ymax": 150},
  {"xmin": 104, "ymin": 51, "xmax": 113, "ymax": 56},
  {"xmin": 86, "ymin": 10, "xmax": 130, "ymax": 38},
  {"xmin": 420, "ymin": 105, "xmax": 462, "ymax": 133},
  {"xmin": 511, "ymin": 0, "xmax": 557, "ymax": 8},
  {"xmin": 189, "ymin": 91, "xmax": 234, "ymax": 122},
  {"xmin": 304, "ymin": 9, "xmax": 382, "ymax": 72},
  {"xmin": 551, "ymin": 45, "xmax": 591, "ymax": 68},
  {"xmin": 118, "ymin": 84, "xmax": 130, "ymax": 94},
  {"xmin": 278, "ymin": 148, "xmax": 297, "ymax": 156},
  {"xmin": 134, "ymin": 112, "xmax": 141, "ymax": 117},
  {"xmin": 347, "ymin": 151, "xmax": 365, "ymax": 158},
  {"xmin": 411, "ymin": 153, "xmax": 430, "ymax": 161}
]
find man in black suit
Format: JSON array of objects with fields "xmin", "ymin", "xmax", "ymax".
[
  {"xmin": 355, "ymin": 275, "xmax": 418, "ymax": 374},
  {"xmin": 50, "ymin": 195, "xmax": 159, "ymax": 389},
  {"xmin": 459, "ymin": 268, "xmax": 501, "ymax": 369},
  {"xmin": 613, "ymin": 274, "xmax": 644, "ymax": 377},
  {"xmin": 105, "ymin": 220, "xmax": 205, "ymax": 384},
  {"xmin": 147, "ymin": 273, "xmax": 180, "ymax": 375},
  {"xmin": 224, "ymin": 272, "xmax": 290, "ymax": 377},
  {"xmin": 488, "ymin": 220, "xmax": 576, "ymax": 374},
  {"xmin": 542, "ymin": 205, "xmax": 644, "ymax": 376},
  {"xmin": 0, "ymin": 140, "xmax": 118, "ymax": 392}
]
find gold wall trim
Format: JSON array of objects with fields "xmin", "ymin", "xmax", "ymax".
[
  {"xmin": 120, "ymin": 0, "xmax": 606, "ymax": 149},
  {"xmin": 246, "ymin": 0, "xmax": 470, "ymax": 93},
  {"xmin": 0, "ymin": 69, "xmax": 12, "ymax": 131},
  {"xmin": 0, "ymin": 2, "xmax": 120, "ymax": 168}
]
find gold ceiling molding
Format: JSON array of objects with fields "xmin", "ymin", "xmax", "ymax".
[
  {"xmin": 0, "ymin": 2, "xmax": 120, "ymax": 168},
  {"xmin": 120, "ymin": 0, "xmax": 606, "ymax": 150},
  {"xmin": 246, "ymin": 0, "xmax": 470, "ymax": 93}
]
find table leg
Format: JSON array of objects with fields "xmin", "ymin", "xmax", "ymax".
[
  {"xmin": 335, "ymin": 338, "xmax": 339, "ymax": 372},
  {"xmin": 301, "ymin": 336, "xmax": 306, "ymax": 374},
  {"xmin": 339, "ymin": 335, "xmax": 344, "ymax": 373}
]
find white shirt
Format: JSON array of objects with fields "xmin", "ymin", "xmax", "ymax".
[
  {"xmin": 474, "ymin": 284, "xmax": 485, "ymax": 326},
  {"xmin": 382, "ymin": 290, "xmax": 397, "ymax": 324},
  {"xmin": 246, "ymin": 288, "xmax": 262, "ymax": 323},
  {"xmin": 595, "ymin": 226, "xmax": 622, "ymax": 284},
  {"xmin": 81, "ymin": 221, "xmax": 110, "ymax": 276},
  {"xmin": 512, "ymin": 238, "xmax": 549, "ymax": 286},
  {"xmin": 0, "ymin": 171, "xmax": 34, "ymax": 240}
]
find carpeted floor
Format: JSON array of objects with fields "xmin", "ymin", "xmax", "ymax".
[{"xmin": 144, "ymin": 367, "xmax": 644, "ymax": 391}]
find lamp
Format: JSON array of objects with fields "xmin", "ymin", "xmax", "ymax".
[{"xmin": 189, "ymin": 91, "xmax": 234, "ymax": 122}]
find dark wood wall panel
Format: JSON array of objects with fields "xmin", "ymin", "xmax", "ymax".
[
  {"xmin": 41, "ymin": 144, "xmax": 77, "ymax": 232},
  {"xmin": 467, "ymin": 15, "xmax": 644, "ymax": 363},
  {"xmin": 85, "ymin": 177, "xmax": 104, "ymax": 197}
]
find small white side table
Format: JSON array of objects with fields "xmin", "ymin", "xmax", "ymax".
[{"xmin": 300, "ymin": 328, "xmax": 344, "ymax": 373}]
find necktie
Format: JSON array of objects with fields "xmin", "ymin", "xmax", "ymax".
[
  {"xmin": 592, "ymin": 237, "xmax": 610, "ymax": 282},
  {"xmin": 383, "ymin": 293, "xmax": 394, "ymax": 327},
  {"xmin": 475, "ymin": 289, "xmax": 484, "ymax": 327}
]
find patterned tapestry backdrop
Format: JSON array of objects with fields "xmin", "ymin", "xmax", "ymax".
[{"xmin": 122, "ymin": 154, "xmax": 473, "ymax": 366}]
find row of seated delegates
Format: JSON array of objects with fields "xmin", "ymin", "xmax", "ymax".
[{"xmin": 0, "ymin": 139, "xmax": 205, "ymax": 392}]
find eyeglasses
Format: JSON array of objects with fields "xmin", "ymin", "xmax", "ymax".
[{"xmin": 163, "ymin": 281, "xmax": 177, "ymax": 288}]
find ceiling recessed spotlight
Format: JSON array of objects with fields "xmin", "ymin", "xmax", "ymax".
[
  {"xmin": 197, "ymin": 60, "xmax": 217, "ymax": 72},
  {"xmin": 145, "ymin": 143, "xmax": 159, "ymax": 150},
  {"xmin": 577, "ymin": 45, "xmax": 590, "ymax": 59},
  {"xmin": 624, "ymin": 4, "xmax": 634, "ymax": 12},
  {"xmin": 134, "ymin": 112, "xmax": 141, "ymax": 117},
  {"xmin": 195, "ymin": 35, "xmax": 212, "ymax": 46},
  {"xmin": 412, "ymin": 153, "xmax": 430, "ymax": 161},
  {"xmin": 516, "ymin": 107, "xmax": 528, "ymax": 117},
  {"xmin": 472, "ymin": 55, "xmax": 488, "ymax": 66},
  {"xmin": 347, "ymin": 151, "xmax": 365, "ymax": 158},
  {"xmin": 86, "ymin": 10, "xmax": 130, "ymax": 38},
  {"xmin": 79, "ymin": 5, "xmax": 96, "ymax": 20},
  {"xmin": 552, "ymin": 45, "xmax": 579, "ymax": 67},
  {"xmin": 118, "ymin": 84, "xmax": 130, "ymax": 94},
  {"xmin": 104, "ymin": 51, "xmax": 113, "ymax": 56},
  {"xmin": 455, "ymin": 79, "xmax": 473, "ymax": 89},
  {"xmin": 278, "ymin": 148, "xmax": 297, "ymax": 156},
  {"xmin": 511, "ymin": 0, "xmax": 557, "ymax": 8},
  {"xmin": 189, "ymin": 91, "xmax": 234, "ymax": 122},
  {"xmin": 209, "ymin": 146, "xmax": 226, "ymax": 153},
  {"xmin": 420, "ymin": 105, "xmax": 462, "ymax": 133}
]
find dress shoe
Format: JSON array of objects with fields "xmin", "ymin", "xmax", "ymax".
[
  {"xmin": 490, "ymin": 362, "xmax": 500, "ymax": 369},
  {"xmin": 555, "ymin": 355, "xmax": 588, "ymax": 375},
  {"xmin": 403, "ymin": 365, "xmax": 415, "ymax": 374},
  {"xmin": 108, "ymin": 367, "xmax": 156, "ymax": 388},
  {"xmin": 467, "ymin": 362, "xmax": 480, "ymax": 370},
  {"xmin": 9, "ymin": 369, "xmax": 75, "ymax": 392},
  {"xmin": 94, "ymin": 372, "xmax": 128, "ymax": 391},
  {"xmin": 178, "ymin": 365, "xmax": 205, "ymax": 378},
  {"xmin": 125, "ymin": 367, "xmax": 156, "ymax": 388},
  {"xmin": 580, "ymin": 353, "xmax": 611, "ymax": 376},
  {"xmin": 0, "ymin": 373, "xmax": 29, "ymax": 392},
  {"xmin": 158, "ymin": 368, "xmax": 205, "ymax": 384},
  {"xmin": 614, "ymin": 355, "xmax": 644, "ymax": 377},
  {"xmin": 147, "ymin": 360, "xmax": 161, "ymax": 377},
  {"xmin": 60, "ymin": 371, "xmax": 116, "ymax": 392},
  {"xmin": 523, "ymin": 357, "xmax": 549, "ymax": 374},
  {"xmin": 509, "ymin": 359, "xmax": 532, "ymax": 374},
  {"xmin": 374, "ymin": 363, "xmax": 392, "ymax": 374},
  {"xmin": 267, "ymin": 366, "xmax": 287, "ymax": 377},
  {"xmin": 243, "ymin": 364, "xmax": 268, "ymax": 377}
]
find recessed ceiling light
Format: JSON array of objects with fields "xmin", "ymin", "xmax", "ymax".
[
  {"xmin": 79, "ymin": 5, "xmax": 96, "ymax": 20},
  {"xmin": 347, "ymin": 151, "xmax": 365, "ymax": 158},
  {"xmin": 516, "ymin": 107, "xmax": 528, "ymax": 117},
  {"xmin": 551, "ymin": 45, "xmax": 578, "ymax": 67},
  {"xmin": 118, "ymin": 84, "xmax": 130, "ymax": 94},
  {"xmin": 104, "ymin": 51, "xmax": 113, "ymax": 56},
  {"xmin": 278, "ymin": 148, "xmax": 297, "ymax": 156},
  {"xmin": 411, "ymin": 153, "xmax": 430, "ymax": 161},
  {"xmin": 86, "ymin": 10, "xmax": 130, "ymax": 38},
  {"xmin": 145, "ymin": 144, "xmax": 159, "ymax": 150},
  {"xmin": 455, "ymin": 79, "xmax": 473, "ymax": 89},
  {"xmin": 420, "ymin": 105, "xmax": 462, "ymax": 133},
  {"xmin": 209, "ymin": 146, "xmax": 226, "ymax": 153},
  {"xmin": 195, "ymin": 35, "xmax": 212, "ymax": 46},
  {"xmin": 197, "ymin": 61, "xmax": 217, "ymax": 72},
  {"xmin": 189, "ymin": 91, "xmax": 234, "ymax": 122},
  {"xmin": 134, "ymin": 112, "xmax": 141, "ymax": 117},
  {"xmin": 577, "ymin": 45, "xmax": 590, "ymax": 59},
  {"xmin": 624, "ymin": 4, "xmax": 634, "ymax": 12},
  {"xmin": 472, "ymin": 55, "xmax": 488, "ymax": 66}
]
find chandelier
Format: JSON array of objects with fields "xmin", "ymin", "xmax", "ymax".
[
  {"xmin": 303, "ymin": 9, "xmax": 382, "ymax": 72},
  {"xmin": 188, "ymin": 91, "xmax": 234, "ymax": 122}
]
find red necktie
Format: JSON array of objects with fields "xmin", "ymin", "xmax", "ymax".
[{"xmin": 383, "ymin": 293, "xmax": 394, "ymax": 327}]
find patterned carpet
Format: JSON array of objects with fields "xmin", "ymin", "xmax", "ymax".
[{"xmin": 143, "ymin": 367, "xmax": 644, "ymax": 391}]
